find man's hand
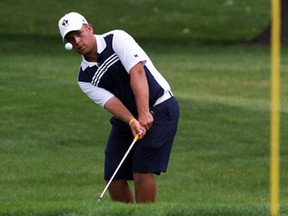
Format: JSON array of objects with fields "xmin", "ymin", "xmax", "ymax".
[
  {"xmin": 129, "ymin": 118, "xmax": 146, "ymax": 139},
  {"xmin": 138, "ymin": 111, "xmax": 154, "ymax": 131}
]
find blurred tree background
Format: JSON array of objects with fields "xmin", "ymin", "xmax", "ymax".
[
  {"xmin": 252, "ymin": 0, "xmax": 288, "ymax": 43},
  {"xmin": 0, "ymin": 0, "xmax": 272, "ymax": 44}
]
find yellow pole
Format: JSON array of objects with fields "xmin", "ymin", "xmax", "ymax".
[{"xmin": 270, "ymin": 0, "xmax": 281, "ymax": 215}]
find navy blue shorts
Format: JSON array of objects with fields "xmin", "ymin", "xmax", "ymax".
[{"xmin": 104, "ymin": 97, "xmax": 179, "ymax": 180}]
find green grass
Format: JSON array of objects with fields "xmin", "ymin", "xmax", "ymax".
[
  {"xmin": 0, "ymin": 0, "xmax": 288, "ymax": 215},
  {"xmin": 1, "ymin": 34, "xmax": 287, "ymax": 215}
]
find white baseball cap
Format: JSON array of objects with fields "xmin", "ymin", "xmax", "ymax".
[{"xmin": 58, "ymin": 12, "xmax": 88, "ymax": 41}]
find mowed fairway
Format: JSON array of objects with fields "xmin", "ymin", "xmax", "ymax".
[{"xmin": 0, "ymin": 0, "xmax": 288, "ymax": 215}]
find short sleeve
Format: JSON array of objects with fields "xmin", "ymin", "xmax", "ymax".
[
  {"xmin": 112, "ymin": 30, "xmax": 148, "ymax": 73},
  {"xmin": 78, "ymin": 81, "xmax": 114, "ymax": 107}
]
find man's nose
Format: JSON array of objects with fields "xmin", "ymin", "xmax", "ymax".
[{"xmin": 71, "ymin": 35, "xmax": 81, "ymax": 44}]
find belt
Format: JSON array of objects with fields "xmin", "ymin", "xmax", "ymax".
[{"xmin": 154, "ymin": 91, "xmax": 173, "ymax": 107}]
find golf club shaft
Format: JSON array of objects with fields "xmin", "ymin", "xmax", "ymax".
[{"xmin": 98, "ymin": 134, "xmax": 139, "ymax": 202}]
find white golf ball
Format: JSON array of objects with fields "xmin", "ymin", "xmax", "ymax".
[{"xmin": 65, "ymin": 43, "xmax": 73, "ymax": 50}]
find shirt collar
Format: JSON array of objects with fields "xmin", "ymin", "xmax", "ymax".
[
  {"xmin": 95, "ymin": 34, "xmax": 106, "ymax": 54},
  {"xmin": 81, "ymin": 34, "xmax": 107, "ymax": 70}
]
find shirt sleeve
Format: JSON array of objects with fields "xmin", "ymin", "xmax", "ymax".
[
  {"xmin": 78, "ymin": 81, "xmax": 114, "ymax": 107},
  {"xmin": 112, "ymin": 30, "xmax": 148, "ymax": 73}
]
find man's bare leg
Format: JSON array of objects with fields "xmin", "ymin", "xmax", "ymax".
[
  {"xmin": 133, "ymin": 173, "xmax": 157, "ymax": 203},
  {"xmin": 108, "ymin": 179, "xmax": 134, "ymax": 203}
]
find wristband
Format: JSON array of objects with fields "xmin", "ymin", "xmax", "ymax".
[{"xmin": 129, "ymin": 118, "xmax": 136, "ymax": 126}]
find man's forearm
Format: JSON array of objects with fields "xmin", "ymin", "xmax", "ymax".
[
  {"xmin": 130, "ymin": 62, "xmax": 153, "ymax": 130},
  {"xmin": 104, "ymin": 96, "xmax": 134, "ymax": 124},
  {"xmin": 104, "ymin": 96, "xmax": 145, "ymax": 138},
  {"xmin": 129, "ymin": 63, "xmax": 150, "ymax": 115}
]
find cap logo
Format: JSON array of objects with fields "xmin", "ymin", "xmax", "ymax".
[{"xmin": 62, "ymin": 19, "xmax": 69, "ymax": 27}]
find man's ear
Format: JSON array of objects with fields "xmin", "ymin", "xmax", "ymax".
[{"xmin": 87, "ymin": 24, "xmax": 94, "ymax": 34}]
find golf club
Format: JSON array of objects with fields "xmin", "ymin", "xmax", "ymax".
[{"xmin": 97, "ymin": 134, "xmax": 139, "ymax": 202}]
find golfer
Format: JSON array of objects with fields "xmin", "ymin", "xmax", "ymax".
[{"xmin": 58, "ymin": 12, "xmax": 179, "ymax": 203}]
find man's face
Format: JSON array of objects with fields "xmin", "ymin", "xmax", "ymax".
[{"xmin": 65, "ymin": 24, "xmax": 95, "ymax": 55}]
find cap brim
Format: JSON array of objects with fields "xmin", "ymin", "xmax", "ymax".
[{"xmin": 62, "ymin": 23, "xmax": 83, "ymax": 41}]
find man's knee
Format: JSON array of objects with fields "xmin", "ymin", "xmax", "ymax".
[
  {"xmin": 133, "ymin": 173, "xmax": 154, "ymax": 184},
  {"xmin": 108, "ymin": 180, "xmax": 134, "ymax": 203},
  {"xmin": 133, "ymin": 173, "xmax": 157, "ymax": 203}
]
